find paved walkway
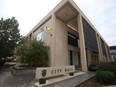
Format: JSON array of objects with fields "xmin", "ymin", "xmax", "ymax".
[
  {"xmin": 0, "ymin": 66, "xmax": 95, "ymax": 87},
  {"xmin": 0, "ymin": 67, "xmax": 35, "ymax": 87},
  {"xmin": 35, "ymin": 71, "xmax": 95, "ymax": 87},
  {"xmin": 102, "ymin": 85, "xmax": 116, "ymax": 87}
]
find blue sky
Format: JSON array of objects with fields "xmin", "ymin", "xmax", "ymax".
[{"xmin": 0, "ymin": 0, "xmax": 116, "ymax": 46}]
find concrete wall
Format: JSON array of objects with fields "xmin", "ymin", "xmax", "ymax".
[
  {"xmin": 32, "ymin": 18, "xmax": 53, "ymax": 66},
  {"xmin": 54, "ymin": 18, "xmax": 68, "ymax": 66},
  {"xmin": 33, "ymin": 19, "xmax": 52, "ymax": 46}
]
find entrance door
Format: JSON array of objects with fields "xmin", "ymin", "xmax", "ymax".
[{"xmin": 69, "ymin": 51, "xmax": 80, "ymax": 69}]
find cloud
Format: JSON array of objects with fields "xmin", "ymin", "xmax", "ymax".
[
  {"xmin": 0, "ymin": 0, "xmax": 62, "ymax": 36},
  {"xmin": 0, "ymin": 0, "xmax": 116, "ymax": 46},
  {"xmin": 74, "ymin": 0, "xmax": 116, "ymax": 46},
  {"xmin": 112, "ymin": 18, "xmax": 116, "ymax": 24},
  {"xmin": 107, "ymin": 37, "xmax": 116, "ymax": 46}
]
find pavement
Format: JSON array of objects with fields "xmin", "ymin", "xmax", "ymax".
[
  {"xmin": 102, "ymin": 85, "xmax": 116, "ymax": 87},
  {"xmin": 0, "ymin": 66, "xmax": 116, "ymax": 87},
  {"xmin": 0, "ymin": 66, "xmax": 96, "ymax": 87},
  {"xmin": 35, "ymin": 71, "xmax": 95, "ymax": 87},
  {"xmin": 0, "ymin": 66, "xmax": 35, "ymax": 87}
]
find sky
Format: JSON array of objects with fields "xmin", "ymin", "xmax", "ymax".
[{"xmin": 0, "ymin": 0, "xmax": 116, "ymax": 46}]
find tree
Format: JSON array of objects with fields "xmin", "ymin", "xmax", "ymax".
[
  {"xmin": 0, "ymin": 17, "xmax": 21, "ymax": 65},
  {"xmin": 14, "ymin": 39, "xmax": 49, "ymax": 67}
]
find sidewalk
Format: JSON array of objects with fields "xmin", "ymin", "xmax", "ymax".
[
  {"xmin": 0, "ymin": 66, "xmax": 95, "ymax": 87},
  {"xmin": 35, "ymin": 71, "xmax": 95, "ymax": 87},
  {"xmin": 0, "ymin": 67, "xmax": 35, "ymax": 87},
  {"xmin": 102, "ymin": 85, "xmax": 116, "ymax": 87}
]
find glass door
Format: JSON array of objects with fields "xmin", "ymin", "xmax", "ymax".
[{"xmin": 69, "ymin": 50, "xmax": 80, "ymax": 69}]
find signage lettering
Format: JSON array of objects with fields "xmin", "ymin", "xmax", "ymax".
[
  {"xmin": 51, "ymin": 69, "xmax": 62, "ymax": 74},
  {"xmin": 36, "ymin": 66, "xmax": 75, "ymax": 79}
]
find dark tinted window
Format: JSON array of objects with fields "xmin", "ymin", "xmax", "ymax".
[
  {"xmin": 82, "ymin": 18, "xmax": 98, "ymax": 52},
  {"xmin": 68, "ymin": 32, "xmax": 79, "ymax": 47}
]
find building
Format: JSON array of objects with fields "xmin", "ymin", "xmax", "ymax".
[
  {"xmin": 110, "ymin": 46, "xmax": 116, "ymax": 61},
  {"xmin": 26, "ymin": 0, "xmax": 111, "ymax": 71}
]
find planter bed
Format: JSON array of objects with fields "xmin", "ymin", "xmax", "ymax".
[
  {"xmin": 76, "ymin": 77, "xmax": 116, "ymax": 87},
  {"xmin": 11, "ymin": 65, "xmax": 36, "ymax": 75}
]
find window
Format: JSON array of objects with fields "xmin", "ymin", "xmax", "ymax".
[
  {"xmin": 82, "ymin": 17, "xmax": 98, "ymax": 52},
  {"xmin": 68, "ymin": 32, "xmax": 79, "ymax": 47},
  {"xmin": 36, "ymin": 32, "xmax": 43, "ymax": 41},
  {"xmin": 92, "ymin": 55, "xmax": 98, "ymax": 64}
]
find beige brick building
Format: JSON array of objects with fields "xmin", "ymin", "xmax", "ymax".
[{"xmin": 26, "ymin": 0, "xmax": 111, "ymax": 71}]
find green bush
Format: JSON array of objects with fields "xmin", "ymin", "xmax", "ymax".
[
  {"xmin": 95, "ymin": 70, "xmax": 115, "ymax": 84},
  {"xmin": 14, "ymin": 39, "xmax": 49, "ymax": 67},
  {"xmin": 98, "ymin": 62, "xmax": 116, "ymax": 76}
]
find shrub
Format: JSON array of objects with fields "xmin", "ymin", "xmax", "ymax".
[
  {"xmin": 98, "ymin": 62, "xmax": 116, "ymax": 77},
  {"xmin": 0, "ymin": 60, "xmax": 5, "ymax": 67},
  {"xmin": 95, "ymin": 70, "xmax": 115, "ymax": 84},
  {"xmin": 14, "ymin": 39, "xmax": 49, "ymax": 67}
]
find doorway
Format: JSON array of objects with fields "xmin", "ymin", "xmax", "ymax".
[{"xmin": 69, "ymin": 50, "xmax": 80, "ymax": 69}]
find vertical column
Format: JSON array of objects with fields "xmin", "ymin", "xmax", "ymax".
[
  {"xmin": 50, "ymin": 13, "xmax": 56, "ymax": 66},
  {"xmin": 98, "ymin": 36, "xmax": 103, "ymax": 62},
  {"xmin": 77, "ymin": 14, "xmax": 87, "ymax": 71},
  {"xmin": 29, "ymin": 33, "xmax": 32, "ymax": 40},
  {"xmin": 96, "ymin": 33, "xmax": 102, "ymax": 62},
  {"xmin": 105, "ymin": 44, "xmax": 110, "ymax": 62}
]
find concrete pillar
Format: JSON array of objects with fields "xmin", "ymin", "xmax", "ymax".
[
  {"xmin": 97, "ymin": 35, "xmax": 103, "ymax": 62},
  {"xmin": 96, "ymin": 33, "xmax": 102, "ymax": 62},
  {"xmin": 77, "ymin": 14, "xmax": 87, "ymax": 71},
  {"xmin": 105, "ymin": 44, "xmax": 110, "ymax": 62},
  {"xmin": 50, "ymin": 13, "xmax": 56, "ymax": 66}
]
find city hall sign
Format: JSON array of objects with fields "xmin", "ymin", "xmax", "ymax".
[{"xmin": 36, "ymin": 66, "xmax": 75, "ymax": 79}]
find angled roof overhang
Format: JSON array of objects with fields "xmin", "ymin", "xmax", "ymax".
[
  {"xmin": 55, "ymin": 2, "xmax": 78, "ymax": 23},
  {"xmin": 55, "ymin": 2, "xmax": 79, "ymax": 31}
]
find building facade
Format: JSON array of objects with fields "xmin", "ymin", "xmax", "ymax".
[
  {"xmin": 110, "ymin": 46, "xmax": 116, "ymax": 61},
  {"xmin": 26, "ymin": 0, "xmax": 111, "ymax": 71}
]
